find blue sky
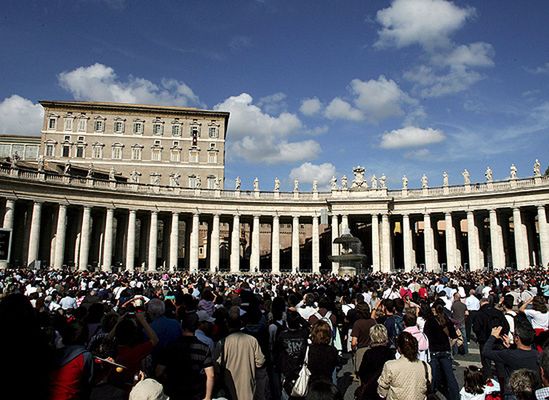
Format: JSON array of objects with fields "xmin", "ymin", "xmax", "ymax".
[{"xmin": 1, "ymin": 0, "xmax": 548, "ymax": 191}]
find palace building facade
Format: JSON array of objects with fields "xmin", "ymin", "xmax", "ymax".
[{"xmin": 0, "ymin": 101, "xmax": 548, "ymax": 273}]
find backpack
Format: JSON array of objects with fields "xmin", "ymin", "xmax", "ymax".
[
  {"xmin": 314, "ymin": 311, "xmax": 343, "ymax": 351},
  {"xmin": 384, "ymin": 314, "xmax": 404, "ymax": 347}
]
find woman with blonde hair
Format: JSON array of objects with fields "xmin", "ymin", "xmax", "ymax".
[
  {"xmin": 356, "ymin": 324, "xmax": 395, "ymax": 400},
  {"xmin": 377, "ymin": 331, "xmax": 431, "ymax": 400}
]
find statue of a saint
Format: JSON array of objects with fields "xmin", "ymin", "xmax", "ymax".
[
  {"xmin": 86, "ymin": 163, "xmax": 94, "ymax": 179},
  {"xmin": 170, "ymin": 173, "xmax": 180, "ymax": 187},
  {"xmin": 462, "ymin": 169, "xmax": 470, "ymax": 185},
  {"xmin": 485, "ymin": 166, "xmax": 493, "ymax": 182},
  {"xmin": 402, "ymin": 175, "xmax": 408, "ymax": 189},
  {"xmin": 235, "ymin": 176, "xmax": 241, "ymax": 191},
  {"xmin": 293, "ymin": 178, "xmax": 299, "ymax": 192},
  {"xmin": 151, "ymin": 173, "xmax": 161, "ymax": 186},
  {"xmin": 274, "ymin": 177, "xmax": 280, "ymax": 192},
  {"xmin": 214, "ymin": 177, "xmax": 220, "ymax": 190},
  {"xmin": 534, "ymin": 159, "xmax": 541, "ymax": 177},
  {"xmin": 312, "ymin": 180, "xmax": 318, "ymax": 192},
  {"xmin": 380, "ymin": 173, "xmax": 387, "ymax": 189},
  {"xmin": 510, "ymin": 164, "xmax": 517, "ymax": 179},
  {"xmin": 443, "ymin": 171, "xmax": 449, "ymax": 187},
  {"xmin": 109, "ymin": 166, "xmax": 116, "ymax": 181},
  {"xmin": 63, "ymin": 160, "xmax": 71, "ymax": 175},
  {"xmin": 421, "ymin": 174, "xmax": 428, "ymax": 189},
  {"xmin": 253, "ymin": 177, "xmax": 259, "ymax": 191},
  {"xmin": 130, "ymin": 170, "xmax": 141, "ymax": 183},
  {"xmin": 341, "ymin": 175, "xmax": 348, "ymax": 190},
  {"xmin": 330, "ymin": 176, "xmax": 337, "ymax": 190},
  {"xmin": 371, "ymin": 175, "xmax": 378, "ymax": 189},
  {"xmin": 37, "ymin": 156, "xmax": 45, "ymax": 172},
  {"xmin": 195, "ymin": 175, "xmax": 201, "ymax": 188}
]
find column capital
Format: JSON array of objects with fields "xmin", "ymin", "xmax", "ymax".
[
  {"xmin": 150, "ymin": 210, "xmax": 158, "ymax": 215},
  {"xmin": 128, "ymin": 208, "xmax": 137, "ymax": 215},
  {"xmin": 512, "ymin": 207, "xmax": 521, "ymax": 213},
  {"xmin": 538, "ymin": 204, "xmax": 547, "ymax": 211},
  {"xmin": 467, "ymin": 210, "xmax": 475, "ymax": 216},
  {"xmin": 401, "ymin": 213, "xmax": 409, "ymax": 218}
]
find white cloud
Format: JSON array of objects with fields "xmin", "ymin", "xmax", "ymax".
[
  {"xmin": 441, "ymin": 42, "xmax": 495, "ymax": 68},
  {"xmin": 380, "ymin": 126, "xmax": 445, "ymax": 149},
  {"xmin": 58, "ymin": 63, "xmax": 201, "ymax": 106},
  {"xmin": 300, "ymin": 97, "xmax": 322, "ymax": 116},
  {"xmin": 526, "ymin": 62, "xmax": 549, "ymax": 74},
  {"xmin": 375, "ymin": 0, "xmax": 474, "ymax": 49},
  {"xmin": 257, "ymin": 92, "xmax": 287, "ymax": 115},
  {"xmin": 290, "ymin": 162, "xmax": 337, "ymax": 185},
  {"xmin": 231, "ymin": 137, "xmax": 321, "ymax": 164},
  {"xmin": 0, "ymin": 95, "xmax": 44, "ymax": 135},
  {"xmin": 404, "ymin": 64, "xmax": 483, "ymax": 97},
  {"xmin": 324, "ymin": 98, "xmax": 364, "ymax": 121}
]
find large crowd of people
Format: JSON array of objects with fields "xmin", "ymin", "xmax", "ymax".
[{"xmin": 0, "ymin": 267, "xmax": 548, "ymax": 400}]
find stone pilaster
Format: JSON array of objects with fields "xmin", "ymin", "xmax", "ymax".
[
  {"xmin": 402, "ymin": 214, "xmax": 413, "ymax": 271},
  {"xmin": 78, "ymin": 206, "xmax": 91, "ymax": 271},
  {"xmin": 169, "ymin": 212, "xmax": 179, "ymax": 272},
  {"xmin": 209, "ymin": 214, "xmax": 220, "ymax": 273},
  {"xmin": 445, "ymin": 212, "xmax": 457, "ymax": 271},
  {"xmin": 271, "ymin": 215, "xmax": 280, "ymax": 274},
  {"xmin": 292, "ymin": 216, "xmax": 300, "ymax": 273},
  {"xmin": 148, "ymin": 211, "xmax": 158, "ymax": 272},
  {"xmin": 371, "ymin": 214, "xmax": 380, "ymax": 271},
  {"xmin": 381, "ymin": 213, "xmax": 391, "ymax": 272},
  {"xmin": 489, "ymin": 209, "xmax": 505, "ymax": 269},
  {"xmin": 126, "ymin": 210, "xmax": 136, "ymax": 271},
  {"xmin": 189, "ymin": 213, "xmax": 199, "ymax": 273},
  {"xmin": 53, "ymin": 204, "xmax": 67, "ymax": 270},
  {"xmin": 251, "ymin": 215, "xmax": 260, "ymax": 272},
  {"xmin": 513, "ymin": 207, "xmax": 528, "ymax": 270},
  {"xmin": 331, "ymin": 214, "xmax": 339, "ymax": 274},
  {"xmin": 230, "ymin": 214, "xmax": 240, "ymax": 273},
  {"xmin": 467, "ymin": 211, "xmax": 480, "ymax": 271},
  {"xmin": 538, "ymin": 205, "xmax": 549, "ymax": 267},
  {"xmin": 423, "ymin": 213, "xmax": 434, "ymax": 271},
  {"xmin": 102, "ymin": 208, "xmax": 114, "ymax": 272}
]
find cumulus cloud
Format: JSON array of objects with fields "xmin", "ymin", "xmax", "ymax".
[
  {"xmin": 257, "ymin": 92, "xmax": 287, "ymax": 115},
  {"xmin": 290, "ymin": 162, "xmax": 337, "ymax": 186},
  {"xmin": 300, "ymin": 97, "xmax": 322, "ymax": 116},
  {"xmin": 0, "ymin": 95, "xmax": 44, "ymax": 135},
  {"xmin": 58, "ymin": 63, "xmax": 201, "ymax": 106},
  {"xmin": 375, "ymin": 0, "xmax": 474, "ymax": 49},
  {"xmin": 404, "ymin": 65, "xmax": 483, "ymax": 97},
  {"xmin": 380, "ymin": 126, "xmax": 445, "ymax": 149},
  {"xmin": 440, "ymin": 42, "xmax": 495, "ymax": 68},
  {"xmin": 525, "ymin": 62, "xmax": 549, "ymax": 74},
  {"xmin": 324, "ymin": 98, "xmax": 364, "ymax": 121},
  {"xmin": 215, "ymin": 93, "xmax": 320, "ymax": 164}
]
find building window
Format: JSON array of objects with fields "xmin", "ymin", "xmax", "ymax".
[
  {"xmin": 92, "ymin": 145, "xmax": 103, "ymax": 159},
  {"xmin": 207, "ymin": 176, "xmax": 216, "ymax": 189},
  {"xmin": 209, "ymin": 126, "xmax": 218, "ymax": 138},
  {"xmin": 133, "ymin": 121, "xmax": 144, "ymax": 135},
  {"xmin": 170, "ymin": 149, "xmax": 181, "ymax": 162},
  {"xmin": 64, "ymin": 118, "xmax": 73, "ymax": 131},
  {"xmin": 131, "ymin": 147, "xmax": 142, "ymax": 160},
  {"xmin": 64, "ymin": 135, "xmax": 71, "ymax": 142},
  {"xmin": 153, "ymin": 123, "xmax": 163, "ymax": 136},
  {"xmin": 94, "ymin": 120, "xmax": 104, "ymax": 132},
  {"xmin": 48, "ymin": 117, "xmax": 57, "ymax": 130},
  {"xmin": 76, "ymin": 145, "xmax": 85, "ymax": 158},
  {"xmin": 208, "ymin": 151, "xmax": 217, "ymax": 164},
  {"xmin": 112, "ymin": 145, "xmax": 123, "ymax": 160},
  {"xmin": 114, "ymin": 121, "xmax": 124, "ymax": 133},
  {"xmin": 189, "ymin": 150, "xmax": 199, "ymax": 163},
  {"xmin": 45, "ymin": 143, "xmax": 55, "ymax": 157},
  {"xmin": 191, "ymin": 126, "xmax": 200, "ymax": 137},
  {"xmin": 62, "ymin": 144, "xmax": 70, "ymax": 157},
  {"xmin": 151, "ymin": 148, "xmax": 162, "ymax": 161},
  {"xmin": 154, "ymin": 139, "xmax": 161, "ymax": 146},
  {"xmin": 188, "ymin": 175, "xmax": 197, "ymax": 188},
  {"xmin": 77, "ymin": 119, "xmax": 87, "ymax": 132},
  {"xmin": 172, "ymin": 124, "xmax": 181, "ymax": 137}
]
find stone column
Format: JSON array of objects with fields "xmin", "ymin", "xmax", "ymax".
[
  {"xmin": 402, "ymin": 214, "xmax": 413, "ymax": 271},
  {"xmin": 381, "ymin": 213, "xmax": 391, "ymax": 272},
  {"xmin": 489, "ymin": 209, "xmax": 505, "ymax": 269},
  {"xmin": 102, "ymin": 208, "xmax": 114, "ymax": 272},
  {"xmin": 423, "ymin": 213, "xmax": 434, "ymax": 271},
  {"xmin": 78, "ymin": 206, "xmax": 91, "ymax": 271},
  {"xmin": 27, "ymin": 201, "xmax": 43, "ymax": 267},
  {"xmin": 209, "ymin": 214, "xmax": 220, "ymax": 273},
  {"xmin": 53, "ymin": 204, "xmax": 67, "ymax": 270},
  {"xmin": 513, "ymin": 207, "xmax": 528, "ymax": 270},
  {"xmin": 341, "ymin": 214, "xmax": 349, "ymax": 234},
  {"xmin": 312, "ymin": 215, "xmax": 320, "ymax": 273},
  {"xmin": 271, "ymin": 215, "xmax": 280, "ymax": 274},
  {"xmin": 189, "ymin": 213, "xmax": 199, "ymax": 273},
  {"xmin": 331, "ymin": 214, "xmax": 339, "ymax": 274},
  {"xmin": 148, "ymin": 211, "xmax": 158, "ymax": 272},
  {"xmin": 292, "ymin": 216, "xmax": 300, "ymax": 273},
  {"xmin": 445, "ymin": 212, "xmax": 457, "ymax": 271},
  {"xmin": 538, "ymin": 205, "xmax": 549, "ymax": 268},
  {"xmin": 230, "ymin": 214, "xmax": 240, "ymax": 273},
  {"xmin": 0, "ymin": 199, "xmax": 15, "ymax": 268},
  {"xmin": 467, "ymin": 211, "xmax": 481, "ymax": 271},
  {"xmin": 371, "ymin": 214, "xmax": 380, "ymax": 271},
  {"xmin": 169, "ymin": 212, "xmax": 179, "ymax": 272},
  {"xmin": 126, "ymin": 210, "xmax": 136, "ymax": 271},
  {"xmin": 251, "ymin": 215, "xmax": 260, "ymax": 272}
]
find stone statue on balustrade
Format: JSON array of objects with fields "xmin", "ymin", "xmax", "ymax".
[
  {"xmin": 534, "ymin": 159, "xmax": 541, "ymax": 177},
  {"xmin": 402, "ymin": 175, "xmax": 408, "ymax": 189},
  {"xmin": 443, "ymin": 171, "xmax": 449, "ymax": 187},
  {"xmin": 351, "ymin": 166, "xmax": 367, "ymax": 189},
  {"xmin": 63, "ymin": 160, "xmax": 71, "ymax": 175},
  {"xmin": 86, "ymin": 164, "xmax": 94, "ymax": 179},
  {"xmin": 274, "ymin": 177, "xmax": 280, "ymax": 192},
  {"xmin": 380, "ymin": 173, "xmax": 387, "ymax": 189},
  {"xmin": 130, "ymin": 170, "xmax": 141, "ymax": 183},
  {"xmin": 195, "ymin": 175, "xmax": 201, "ymax": 188},
  {"xmin": 485, "ymin": 166, "xmax": 493, "ymax": 182},
  {"xmin": 37, "ymin": 156, "xmax": 45, "ymax": 172},
  {"xmin": 214, "ymin": 177, "xmax": 220, "ymax": 190},
  {"xmin": 421, "ymin": 174, "xmax": 428, "ymax": 189},
  {"xmin": 510, "ymin": 164, "xmax": 517, "ymax": 179},
  {"xmin": 371, "ymin": 175, "xmax": 378, "ymax": 189},
  {"xmin": 235, "ymin": 176, "xmax": 241, "ymax": 191},
  {"xmin": 170, "ymin": 173, "xmax": 180, "ymax": 187},
  {"xmin": 253, "ymin": 177, "xmax": 259, "ymax": 191},
  {"xmin": 293, "ymin": 178, "xmax": 299, "ymax": 192},
  {"xmin": 462, "ymin": 169, "xmax": 470, "ymax": 185},
  {"xmin": 341, "ymin": 175, "xmax": 348, "ymax": 190},
  {"xmin": 151, "ymin": 173, "xmax": 161, "ymax": 186},
  {"xmin": 109, "ymin": 167, "xmax": 117, "ymax": 181},
  {"xmin": 312, "ymin": 180, "xmax": 318, "ymax": 192},
  {"xmin": 330, "ymin": 176, "xmax": 337, "ymax": 190}
]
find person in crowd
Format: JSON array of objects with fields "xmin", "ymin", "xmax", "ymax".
[
  {"xmin": 129, "ymin": 377, "xmax": 169, "ymax": 400},
  {"xmin": 509, "ymin": 369, "xmax": 541, "ymax": 400},
  {"xmin": 501, "ymin": 294, "xmax": 517, "ymax": 344},
  {"xmin": 402, "ymin": 312, "xmax": 429, "ymax": 361},
  {"xmin": 306, "ymin": 380, "xmax": 343, "ymax": 400},
  {"xmin": 308, "ymin": 320, "xmax": 339, "ymax": 385},
  {"xmin": 466, "ymin": 289, "xmax": 481, "ymax": 343},
  {"xmin": 452, "ymin": 292, "xmax": 469, "ymax": 354},
  {"xmin": 377, "ymin": 331, "xmax": 431, "ymax": 400},
  {"xmin": 351, "ymin": 303, "xmax": 376, "ymax": 377},
  {"xmin": 535, "ymin": 347, "xmax": 549, "ymax": 400},
  {"xmin": 459, "ymin": 365, "xmax": 501, "ymax": 400},
  {"xmin": 520, "ymin": 296, "xmax": 548, "ymax": 338},
  {"xmin": 356, "ymin": 324, "xmax": 395, "ymax": 400},
  {"xmin": 147, "ymin": 298, "xmax": 182, "ymax": 358}
]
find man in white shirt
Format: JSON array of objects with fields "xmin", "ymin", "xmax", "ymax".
[{"xmin": 465, "ymin": 289, "xmax": 480, "ymax": 343}]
